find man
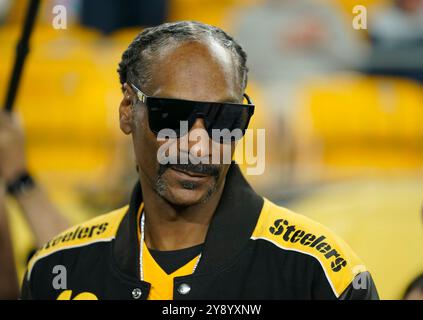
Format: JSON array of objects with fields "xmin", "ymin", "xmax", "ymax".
[
  {"xmin": 366, "ymin": 0, "xmax": 423, "ymax": 83},
  {"xmin": 0, "ymin": 111, "xmax": 69, "ymax": 299},
  {"xmin": 0, "ymin": 112, "xmax": 69, "ymax": 248},
  {"xmin": 403, "ymin": 274, "xmax": 423, "ymax": 300},
  {"xmin": 0, "ymin": 179, "xmax": 19, "ymax": 299},
  {"xmin": 21, "ymin": 21, "xmax": 378, "ymax": 300}
]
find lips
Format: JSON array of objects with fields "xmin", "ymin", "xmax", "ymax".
[{"xmin": 169, "ymin": 165, "xmax": 209, "ymax": 178}]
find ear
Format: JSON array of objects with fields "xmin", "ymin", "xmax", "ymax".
[{"xmin": 119, "ymin": 83, "xmax": 134, "ymax": 135}]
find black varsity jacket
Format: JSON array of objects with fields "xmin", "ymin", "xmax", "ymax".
[{"xmin": 21, "ymin": 164, "xmax": 379, "ymax": 300}]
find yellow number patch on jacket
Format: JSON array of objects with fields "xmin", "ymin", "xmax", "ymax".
[
  {"xmin": 27, "ymin": 206, "xmax": 128, "ymax": 280},
  {"xmin": 251, "ymin": 198, "xmax": 366, "ymax": 298}
]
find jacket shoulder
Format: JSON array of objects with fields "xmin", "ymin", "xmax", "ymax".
[
  {"xmin": 252, "ymin": 198, "xmax": 367, "ymax": 298},
  {"xmin": 26, "ymin": 206, "xmax": 128, "ymax": 280}
]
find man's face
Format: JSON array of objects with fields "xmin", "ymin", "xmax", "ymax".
[{"xmin": 120, "ymin": 40, "xmax": 243, "ymax": 207}]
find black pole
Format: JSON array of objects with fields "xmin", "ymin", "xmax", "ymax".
[{"xmin": 3, "ymin": 0, "xmax": 41, "ymax": 112}]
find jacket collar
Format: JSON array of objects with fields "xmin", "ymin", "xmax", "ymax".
[{"xmin": 113, "ymin": 162, "xmax": 264, "ymax": 279}]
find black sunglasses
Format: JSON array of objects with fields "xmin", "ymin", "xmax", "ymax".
[{"xmin": 130, "ymin": 83, "xmax": 255, "ymax": 142}]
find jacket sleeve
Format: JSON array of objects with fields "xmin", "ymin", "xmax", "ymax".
[
  {"xmin": 311, "ymin": 258, "xmax": 379, "ymax": 300},
  {"xmin": 338, "ymin": 271, "xmax": 379, "ymax": 300}
]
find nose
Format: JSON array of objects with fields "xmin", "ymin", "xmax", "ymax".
[{"xmin": 186, "ymin": 118, "xmax": 211, "ymax": 161}]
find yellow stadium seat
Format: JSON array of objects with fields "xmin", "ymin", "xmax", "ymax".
[{"xmin": 292, "ymin": 74, "xmax": 423, "ymax": 183}]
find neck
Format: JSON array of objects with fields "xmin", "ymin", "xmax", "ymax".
[{"xmin": 140, "ymin": 178, "xmax": 225, "ymax": 251}]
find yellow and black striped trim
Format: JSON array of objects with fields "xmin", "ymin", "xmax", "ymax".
[{"xmin": 27, "ymin": 206, "xmax": 128, "ymax": 280}]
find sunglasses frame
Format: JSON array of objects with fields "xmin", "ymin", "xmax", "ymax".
[{"xmin": 129, "ymin": 83, "xmax": 255, "ymax": 141}]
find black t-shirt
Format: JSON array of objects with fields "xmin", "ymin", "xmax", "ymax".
[{"xmin": 148, "ymin": 243, "xmax": 203, "ymax": 275}]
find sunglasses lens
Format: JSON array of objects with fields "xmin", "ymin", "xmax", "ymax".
[
  {"xmin": 207, "ymin": 105, "xmax": 250, "ymax": 142},
  {"xmin": 147, "ymin": 98, "xmax": 195, "ymax": 136}
]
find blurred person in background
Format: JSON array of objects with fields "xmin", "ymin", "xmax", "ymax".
[
  {"xmin": 403, "ymin": 274, "xmax": 423, "ymax": 300},
  {"xmin": 0, "ymin": 182, "xmax": 19, "ymax": 299},
  {"xmin": 367, "ymin": 0, "xmax": 423, "ymax": 82},
  {"xmin": 370, "ymin": 0, "xmax": 423, "ymax": 48},
  {"xmin": 402, "ymin": 209, "xmax": 423, "ymax": 300},
  {"xmin": 0, "ymin": 0, "xmax": 11, "ymax": 24},
  {"xmin": 233, "ymin": 0, "xmax": 368, "ymax": 116},
  {"xmin": 0, "ymin": 111, "xmax": 70, "ymax": 296},
  {"xmin": 232, "ymin": 0, "xmax": 368, "ymax": 187},
  {"xmin": 79, "ymin": 0, "xmax": 168, "ymax": 35}
]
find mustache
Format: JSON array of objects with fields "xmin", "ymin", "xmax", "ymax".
[{"xmin": 159, "ymin": 162, "xmax": 221, "ymax": 178}]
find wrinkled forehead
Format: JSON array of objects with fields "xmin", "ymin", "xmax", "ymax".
[{"xmin": 146, "ymin": 39, "xmax": 241, "ymax": 101}]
